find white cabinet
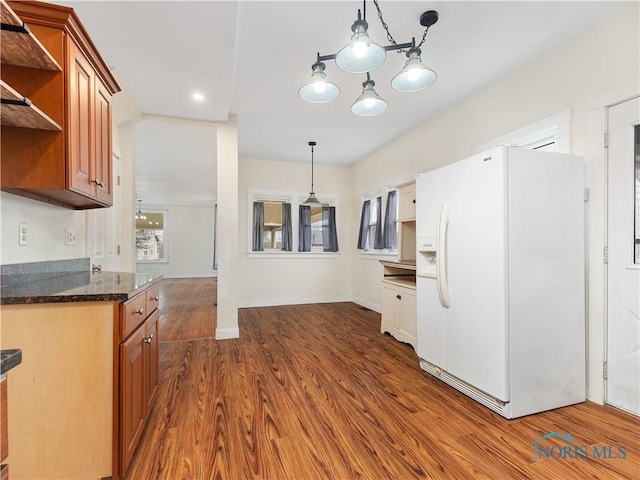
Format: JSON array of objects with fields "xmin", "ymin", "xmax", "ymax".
[
  {"xmin": 397, "ymin": 181, "xmax": 416, "ymax": 221},
  {"xmin": 396, "ymin": 180, "xmax": 416, "ymax": 263},
  {"xmin": 380, "ymin": 261, "xmax": 416, "ymax": 348}
]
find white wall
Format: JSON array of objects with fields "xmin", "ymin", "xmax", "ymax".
[
  {"xmin": 350, "ymin": 3, "xmax": 639, "ymax": 403},
  {"xmin": 0, "ymin": 193, "xmax": 87, "ymax": 266},
  {"xmin": 238, "ymin": 157, "xmax": 353, "ymax": 307},
  {"xmin": 135, "ymin": 204, "xmax": 216, "ymax": 278}
]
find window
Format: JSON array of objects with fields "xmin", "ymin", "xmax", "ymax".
[
  {"xmin": 252, "ymin": 200, "xmax": 292, "ymax": 252},
  {"xmin": 357, "ymin": 190, "xmax": 397, "ymax": 252},
  {"xmin": 476, "ymin": 109, "xmax": 571, "ymax": 154},
  {"xmin": 248, "ymin": 189, "xmax": 339, "ymax": 256},
  {"xmin": 136, "ymin": 210, "xmax": 167, "ymax": 262}
]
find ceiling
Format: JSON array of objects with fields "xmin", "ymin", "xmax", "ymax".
[{"xmin": 59, "ymin": 0, "xmax": 626, "ymax": 206}]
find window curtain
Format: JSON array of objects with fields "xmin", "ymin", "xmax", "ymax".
[
  {"xmin": 356, "ymin": 200, "xmax": 371, "ymax": 249},
  {"xmin": 322, "ymin": 206, "xmax": 339, "ymax": 252},
  {"xmin": 298, "ymin": 205, "xmax": 311, "ymax": 252},
  {"xmin": 281, "ymin": 202, "xmax": 292, "ymax": 251},
  {"xmin": 383, "ymin": 190, "xmax": 397, "ymax": 249},
  {"xmin": 252, "ymin": 201, "xmax": 264, "ymax": 251},
  {"xmin": 373, "ymin": 195, "xmax": 384, "ymax": 249}
]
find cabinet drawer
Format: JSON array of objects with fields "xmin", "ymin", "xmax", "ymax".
[
  {"xmin": 145, "ymin": 284, "xmax": 160, "ymax": 316},
  {"xmin": 121, "ymin": 293, "xmax": 147, "ymax": 341}
]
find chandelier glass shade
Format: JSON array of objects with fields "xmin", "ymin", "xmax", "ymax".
[
  {"xmin": 351, "ymin": 74, "xmax": 388, "ymax": 116},
  {"xmin": 391, "ymin": 47, "xmax": 437, "ymax": 92},
  {"xmin": 335, "ymin": 15, "xmax": 386, "ymax": 74},
  {"xmin": 298, "ymin": 60, "xmax": 340, "ymax": 103},
  {"xmin": 300, "ymin": 2, "xmax": 439, "ymax": 116}
]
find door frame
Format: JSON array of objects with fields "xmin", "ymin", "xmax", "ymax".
[{"xmin": 586, "ymin": 85, "xmax": 639, "ymax": 404}]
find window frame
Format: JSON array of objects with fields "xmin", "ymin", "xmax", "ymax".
[
  {"xmin": 247, "ymin": 189, "xmax": 340, "ymax": 259},
  {"xmin": 359, "ymin": 187, "xmax": 399, "ymax": 256},
  {"xmin": 135, "ymin": 208, "xmax": 169, "ymax": 264}
]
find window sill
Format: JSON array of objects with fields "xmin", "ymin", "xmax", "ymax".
[
  {"xmin": 358, "ymin": 251, "xmax": 398, "ymax": 260},
  {"xmin": 247, "ymin": 251, "xmax": 340, "ymax": 259}
]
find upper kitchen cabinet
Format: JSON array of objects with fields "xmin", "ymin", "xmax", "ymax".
[{"xmin": 1, "ymin": 0, "xmax": 121, "ymax": 209}]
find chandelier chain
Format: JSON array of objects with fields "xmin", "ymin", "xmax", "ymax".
[{"xmin": 372, "ymin": 0, "xmax": 430, "ymax": 52}]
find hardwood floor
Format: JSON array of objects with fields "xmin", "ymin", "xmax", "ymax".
[{"xmin": 126, "ymin": 278, "xmax": 640, "ymax": 479}]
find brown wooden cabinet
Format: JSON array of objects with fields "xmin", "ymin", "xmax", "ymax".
[
  {"xmin": 0, "ymin": 0, "xmax": 120, "ymax": 209},
  {"xmin": 118, "ymin": 288, "xmax": 160, "ymax": 477}
]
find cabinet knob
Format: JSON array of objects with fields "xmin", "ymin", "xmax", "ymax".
[
  {"xmin": 134, "ymin": 308, "xmax": 144, "ymax": 315},
  {"xmin": 396, "ymin": 294, "xmax": 402, "ymax": 300},
  {"xmin": 412, "ymin": 199, "xmax": 416, "ymax": 204},
  {"xmin": 93, "ymin": 179, "xmax": 106, "ymax": 188},
  {"xmin": 154, "ymin": 295, "xmax": 159, "ymax": 301},
  {"xmin": 143, "ymin": 336, "xmax": 151, "ymax": 344},
  {"xmin": 149, "ymin": 333, "xmax": 154, "ymax": 341}
]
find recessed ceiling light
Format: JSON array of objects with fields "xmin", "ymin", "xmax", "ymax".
[{"xmin": 192, "ymin": 92, "xmax": 205, "ymax": 102}]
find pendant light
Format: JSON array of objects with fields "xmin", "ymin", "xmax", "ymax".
[
  {"xmin": 391, "ymin": 40, "xmax": 437, "ymax": 92},
  {"xmin": 299, "ymin": 56, "xmax": 340, "ymax": 103},
  {"xmin": 303, "ymin": 141, "xmax": 322, "ymax": 206},
  {"xmin": 351, "ymin": 73, "xmax": 388, "ymax": 116},
  {"xmin": 335, "ymin": 9, "xmax": 385, "ymax": 74}
]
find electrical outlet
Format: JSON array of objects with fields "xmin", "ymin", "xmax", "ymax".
[
  {"xmin": 19, "ymin": 223, "xmax": 27, "ymax": 246},
  {"xmin": 65, "ymin": 229, "xmax": 77, "ymax": 246}
]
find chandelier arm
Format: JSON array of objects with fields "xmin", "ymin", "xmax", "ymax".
[{"xmin": 316, "ymin": 40, "xmax": 411, "ymax": 64}]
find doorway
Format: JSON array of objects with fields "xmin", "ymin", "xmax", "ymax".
[{"xmin": 606, "ymin": 95, "xmax": 640, "ymax": 416}]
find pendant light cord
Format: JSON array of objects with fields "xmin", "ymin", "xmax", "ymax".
[
  {"xmin": 311, "ymin": 143, "xmax": 315, "ymax": 193},
  {"xmin": 373, "ymin": 0, "xmax": 431, "ymax": 51}
]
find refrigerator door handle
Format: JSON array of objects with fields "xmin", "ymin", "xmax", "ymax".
[{"xmin": 436, "ymin": 203, "xmax": 451, "ymax": 308}]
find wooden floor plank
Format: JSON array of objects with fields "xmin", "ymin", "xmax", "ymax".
[{"xmin": 126, "ymin": 279, "xmax": 640, "ymax": 479}]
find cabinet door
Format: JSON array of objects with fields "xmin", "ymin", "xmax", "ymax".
[
  {"xmin": 120, "ymin": 324, "xmax": 146, "ymax": 475},
  {"xmin": 382, "ymin": 283, "xmax": 401, "ymax": 329},
  {"xmin": 144, "ymin": 309, "xmax": 159, "ymax": 413},
  {"xmin": 399, "ymin": 287, "xmax": 417, "ymax": 339},
  {"xmin": 94, "ymin": 76, "xmax": 112, "ymax": 204},
  {"xmin": 398, "ymin": 183, "xmax": 416, "ymax": 221},
  {"xmin": 67, "ymin": 40, "xmax": 95, "ymax": 198}
]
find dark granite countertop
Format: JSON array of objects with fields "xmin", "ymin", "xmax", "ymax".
[
  {"xmin": 1, "ymin": 271, "xmax": 162, "ymax": 305},
  {"xmin": 0, "ymin": 349, "xmax": 22, "ymax": 374}
]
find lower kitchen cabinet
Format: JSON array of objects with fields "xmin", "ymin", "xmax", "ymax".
[
  {"xmin": 380, "ymin": 261, "xmax": 417, "ymax": 348},
  {"xmin": 119, "ymin": 285, "xmax": 160, "ymax": 477},
  {"xmin": 0, "ymin": 281, "xmax": 161, "ymax": 480}
]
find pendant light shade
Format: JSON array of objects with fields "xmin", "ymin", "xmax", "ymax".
[
  {"xmin": 335, "ymin": 11, "xmax": 385, "ymax": 74},
  {"xmin": 299, "ymin": 59, "xmax": 340, "ymax": 103},
  {"xmin": 303, "ymin": 141, "xmax": 322, "ymax": 206},
  {"xmin": 351, "ymin": 74, "xmax": 388, "ymax": 116},
  {"xmin": 391, "ymin": 47, "xmax": 437, "ymax": 92}
]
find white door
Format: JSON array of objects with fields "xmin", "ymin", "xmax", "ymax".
[
  {"xmin": 607, "ymin": 96, "xmax": 640, "ymax": 416},
  {"xmin": 445, "ymin": 148, "xmax": 509, "ymax": 401},
  {"xmin": 86, "ymin": 154, "xmax": 120, "ymax": 271}
]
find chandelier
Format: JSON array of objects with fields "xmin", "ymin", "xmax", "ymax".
[
  {"xmin": 299, "ymin": 1, "xmax": 439, "ymax": 116},
  {"xmin": 135, "ymin": 199, "xmax": 147, "ymax": 220}
]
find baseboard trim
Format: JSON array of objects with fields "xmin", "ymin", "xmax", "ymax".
[
  {"xmin": 162, "ymin": 273, "xmax": 218, "ymax": 279},
  {"xmin": 215, "ymin": 327, "xmax": 239, "ymax": 339},
  {"xmin": 238, "ymin": 296, "xmax": 352, "ymax": 309},
  {"xmin": 351, "ymin": 297, "xmax": 382, "ymax": 314}
]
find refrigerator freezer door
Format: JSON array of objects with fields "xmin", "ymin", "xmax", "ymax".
[{"xmin": 444, "ymin": 148, "xmax": 510, "ymax": 402}]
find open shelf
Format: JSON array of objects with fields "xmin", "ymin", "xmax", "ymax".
[
  {"xmin": 1, "ymin": 80, "xmax": 61, "ymax": 130},
  {"xmin": 1, "ymin": 0, "xmax": 61, "ymax": 71}
]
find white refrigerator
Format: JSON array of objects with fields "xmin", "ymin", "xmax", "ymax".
[{"xmin": 416, "ymin": 146, "xmax": 585, "ymax": 419}]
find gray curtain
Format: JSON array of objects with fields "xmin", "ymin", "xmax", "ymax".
[
  {"xmin": 356, "ymin": 200, "xmax": 370, "ymax": 249},
  {"xmin": 281, "ymin": 202, "xmax": 292, "ymax": 251},
  {"xmin": 252, "ymin": 201, "xmax": 264, "ymax": 251},
  {"xmin": 383, "ymin": 190, "xmax": 397, "ymax": 249},
  {"xmin": 298, "ymin": 205, "xmax": 311, "ymax": 252},
  {"xmin": 373, "ymin": 196, "xmax": 384, "ymax": 249},
  {"xmin": 322, "ymin": 206, "xmax": 339, "ymax": 252}
]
